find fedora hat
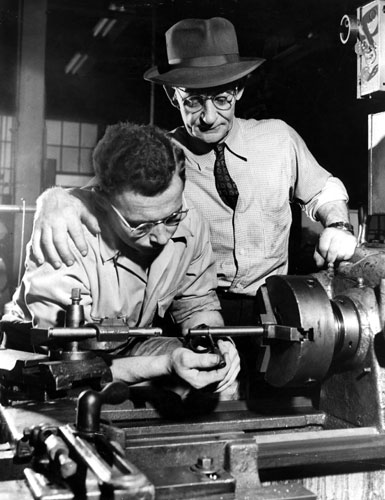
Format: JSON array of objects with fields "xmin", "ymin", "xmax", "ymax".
[{"xmin": 143, "ymin": 17, "xmax": 265, "ymax": 89}]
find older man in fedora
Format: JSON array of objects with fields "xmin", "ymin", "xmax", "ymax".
[{"xmin": 30, "ymin": 17, "xmax": 356, "ymax": 327}]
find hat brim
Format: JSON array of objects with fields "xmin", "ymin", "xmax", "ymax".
[{"xmin": 143, "ymin": 58, "xmax": 265, "ymax": 89}]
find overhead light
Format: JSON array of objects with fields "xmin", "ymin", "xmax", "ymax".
[
  {"xmin": 93, "ymin": 17, "xmax": 117, "ymax": 38},
  {"xmin": 109, "ymin": 2, "xmax": 128, "ymax": 12},
  {"xmin": 65, "ymin": 53, "xmax": 89, "ymax": 75},
  {"xmin": 93, "ymin": 18, "xmax": 109, "ymax": 37}
]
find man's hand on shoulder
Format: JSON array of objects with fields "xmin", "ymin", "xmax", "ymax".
[{"xmin": 32, "ymin": 187, "xmax": 100, "ymax": 268}]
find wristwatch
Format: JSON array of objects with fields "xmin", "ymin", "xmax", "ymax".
[{"xmin": 326, "ymin": 221, "xmax": 354, "ymax": 235}]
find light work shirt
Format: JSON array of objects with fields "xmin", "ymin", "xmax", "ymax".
[
  {"xmin": 170, "ymin": 118, "xmax": 348, "ymax": 295},
  {"xmin": 4, "ymin": 196, "xmax": 220, "ymax": 355}
]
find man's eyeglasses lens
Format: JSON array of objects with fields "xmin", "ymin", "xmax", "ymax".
[
  {"xmin": 112, "ymin": 205, "xmax": 189, "ymax": 237},
  {"xmin": 182, "ymin": 91, "xmax": 236, "ymax": 112},
  {"xmin": 161, "ymin": 210, "xmax": 188, "ymax": 226}
]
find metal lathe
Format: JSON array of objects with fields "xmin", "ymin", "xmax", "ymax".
[
  {"xmin": 3, "ymin": 1, "xmax": 385, "ymax": 498},
  {"xmin": 1, "ymin": 248, "xmax": 385, "ymax": 499}
]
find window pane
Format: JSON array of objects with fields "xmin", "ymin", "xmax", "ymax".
[
  {"xmin": 1, "ymin": 143, "xmax": 11, "ymax": 167},
  {"xmin": 5, "ymin": 116, "xmax": 13, "ymax": 142},
  {"xmin": 46, "ymin": 120, "xmax": 62, "ymax": 145},
  {"xmin": 80, "ymin": 148, "xmax": 93, "ymax": 173},
  {"xmin": 1, "ymin": 116, "xmax": 13, "ymax": 142},
  {"xmin": 63, "ymin": 122, "xmax": 80, "ymax": 146},
  {"xmin": 46, "ymin": 145, "xmax": 61, "ymax": 170},
  {"xmin": 62, "ymin": 147, "xmax": 79, "ymax": 172},
  {"xmin": 81, "ymin": 123, "xmax": 97, "ymax": 147},
  {"xmin": 3, "ymin": 168, "xmax": 10, "ymax": 191}
]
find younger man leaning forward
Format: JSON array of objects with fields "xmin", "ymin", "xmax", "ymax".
[{"xmin": 2, "ymin": 122, "xmax": 240, "ymax": 398}]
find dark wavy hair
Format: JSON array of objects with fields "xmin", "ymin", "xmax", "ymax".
[{"xmin": 93, "ymin": 121, "xmax": 185, "ymax": 196}]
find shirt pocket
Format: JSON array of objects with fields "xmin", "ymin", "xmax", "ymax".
[{"xmin": 261, "ymin": 193, "xmax": 292, "ymax": 260}]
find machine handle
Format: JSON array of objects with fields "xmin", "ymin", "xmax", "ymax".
[
  {"xmin": 340, "ymin": 14, "xmax": 359, "ymax": 45},
  {"xmin": 358, "ymin": 204, "xmax": 367, "ymax": 246},
  {"xmin": 99, "ymin": 380, "xmax": 132, "ymax": 405},
  {"xmin": 59, "ymin": 424, "xmax": 155, "ymax": 495},
  {"xmin": 76, "ymin": 381, "xmax": 133, "ymax": 435}
]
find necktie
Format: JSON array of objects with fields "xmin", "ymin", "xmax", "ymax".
[{"xmin": 213, "ymin": 143, "xmax": 239, "ymax": 210}]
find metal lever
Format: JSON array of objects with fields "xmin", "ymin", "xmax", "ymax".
[
  {"xmin": 60, "ymin": 424, "xmax": 155, "ymax": 496},
  {"xmin": 15, "ymin": 424, "xmax": 77, "ymax": 479},
  {"xmin": 76, "ymin": 380, "xmax": 133, "ymax": 435},
  {"xmin": 18, "ymin": 421, "xmax": 155, "ymax": 497},
  {"xmin": 358, "ymin": 204, "xmax": 367, "ymax": 246}
]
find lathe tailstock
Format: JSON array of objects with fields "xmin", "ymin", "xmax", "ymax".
[{"xmin": 1, "ymin": 245, "xmax": 385, "ymax": 499}]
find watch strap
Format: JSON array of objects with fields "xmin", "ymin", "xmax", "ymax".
[{"xmin": 326, "ymin": 221, "xmax": 354, "ymax": 235}]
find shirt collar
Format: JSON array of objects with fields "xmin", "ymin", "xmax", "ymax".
[
  {"xmin": 224, "ymin": 117, "xmax": 244, "ymax": 157},
  {"xmin": 171, "ymin": 118, "xmax": 247, "ymax": 167}
]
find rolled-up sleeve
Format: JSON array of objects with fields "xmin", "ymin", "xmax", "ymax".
[
  {"xmin": 289, "ymin": 125, "xmax": 331, "ymax": 204},
  {"xmin": 303, "ymin": 177, "xmax": 349, "ymax": 221},
  {"xmin": 287, "ymin": 125, "xmax": 349, "ymax": 221}
]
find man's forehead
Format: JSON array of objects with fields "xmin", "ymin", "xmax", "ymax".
[
  {"xmin": 177, "ymin": 83, "xmax": 237, "ymax": 95},
  {"xmin": 112, "ymin": 171, "xmax": 184, "ymax": 215}
]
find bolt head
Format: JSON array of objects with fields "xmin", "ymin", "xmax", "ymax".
[{"xmin": 197, "ymin": 456, "xmax": 213, "ymax": 470}]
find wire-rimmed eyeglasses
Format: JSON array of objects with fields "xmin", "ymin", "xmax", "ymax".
[
  {"xmin": 174, "ymin": 88, "xmax": 238, "ymax": 113},
  {"xmin": 111, "ymin": 204, "xmax": 189, "ymax": 238}
]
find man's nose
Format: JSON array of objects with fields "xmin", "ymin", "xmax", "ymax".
[
  {"xmin": 200, "ymin": 99, "xmax": 217, "ymax": 123},
  {"xmin": 149, "ymin": 223, "xmax": 172, "ymax": 246}
]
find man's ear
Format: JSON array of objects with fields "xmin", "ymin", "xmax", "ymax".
[
  {"xmin": 163, "ymin": 86, "xmax": 179, "ymax": 108},
  {"xmin": 235, "ymin": 87, "xmax": 245, "ymax": 101}
]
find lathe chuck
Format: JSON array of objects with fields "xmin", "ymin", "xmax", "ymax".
[{"xmin": 263, "ymin": 275, "xmax": 364, "ymax": 387}]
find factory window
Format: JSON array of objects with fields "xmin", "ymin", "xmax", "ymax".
[
  {"xmin": 0, "ymin": 117, "xmax": 98, "ymax": 199},
  {"xmin": 0, "ymin": 115, "xmax": 15, "ymax": 204},
  {"xmin": 46, "ymin": 120, "xmax": 98, "ymax": 176}
]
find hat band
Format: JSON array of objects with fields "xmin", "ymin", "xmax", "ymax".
[{"xmin": 168, "ymin": 53, "xmax": 240, "ymax": 67}]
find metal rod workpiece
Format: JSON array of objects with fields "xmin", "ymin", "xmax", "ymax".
[
  {"xmin": 0, "ymin": 204, "xmax": 36, "ymax": 213},
  {"xmin": 30, "ymin": 325, "xmax": 163, "ymax": 345},
  {"xmin": 187, "ymin": 325, "xmax": 265, "ymax": 337},
  {"xmin": 47, "ymin": 326, "xmax": 163, "ymax": 339}
]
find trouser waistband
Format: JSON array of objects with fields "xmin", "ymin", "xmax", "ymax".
[{"xmin": 216, "ymin": 288, "xmax": 256, "ymax": 300}]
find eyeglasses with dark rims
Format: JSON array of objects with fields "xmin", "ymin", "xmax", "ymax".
[{"xmin": 174, "ymin": 88, "xmax": 238, "ymax": 113}]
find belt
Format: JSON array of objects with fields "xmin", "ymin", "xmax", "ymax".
[{"xmin": 217, "ymin": 287, "xmax": 256, "ymax": 300}]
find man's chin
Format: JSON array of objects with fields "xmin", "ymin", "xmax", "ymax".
[
  {"xmin": 141, "ymin": 246, "xmax": 164, "ymax": 257},
  {"xmin": 196, "ymin": 130, "xmax": 223, "ymax": 144},
  {"xmin": 195, "ymin": 129, "xmax": 227, "ymax": 143}
]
